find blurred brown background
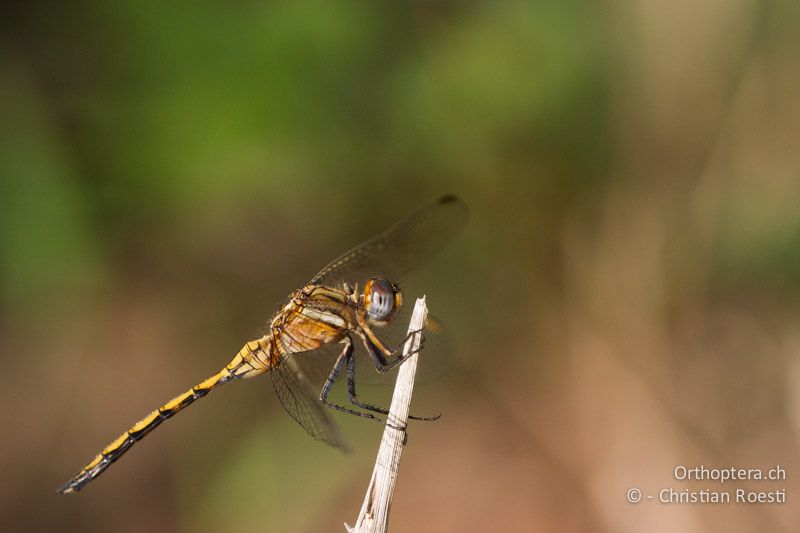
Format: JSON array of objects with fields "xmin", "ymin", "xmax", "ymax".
[{"xmin": 2, "ymin": 1, "xmax": 799, "ymax": 532}]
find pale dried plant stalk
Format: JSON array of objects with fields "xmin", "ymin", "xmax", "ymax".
[{"xmin": 346, "ymin": 296, "xmax": 428, "ymax": 533}]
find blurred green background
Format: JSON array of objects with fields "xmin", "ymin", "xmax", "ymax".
[{"xmin": 2, "ymin": 1, "xmax": 800, "ymax": 532}]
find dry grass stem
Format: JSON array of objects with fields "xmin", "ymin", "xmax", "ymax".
[{"xmin": 346, "ymin": 297, "xmax": 428, "ymax": 533}]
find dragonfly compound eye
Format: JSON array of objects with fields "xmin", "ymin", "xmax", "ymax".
[{"xmin": 365, "ymin": 278, "xmax": 400, "ymax": 323}]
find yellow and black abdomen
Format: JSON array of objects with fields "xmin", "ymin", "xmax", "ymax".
[{"xmin": 58, "ymin": 338, "xmax": 270, "ymax": 494}]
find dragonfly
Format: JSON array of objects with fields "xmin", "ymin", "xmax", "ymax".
[{"xmin": 58, "ymin": 194, "xmax": 468, "ymax": 494}]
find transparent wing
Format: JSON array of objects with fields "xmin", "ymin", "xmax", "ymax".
[
  {"xmin": 309, "ymin": 194, "xmax": 469, "ymax": 287},
  {"xmin": 271, "ymin": 348, "xmax": 350, "ymax": 451}
]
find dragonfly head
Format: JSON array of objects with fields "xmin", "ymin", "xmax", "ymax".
[{"xmin": 363, "ymin": 277, "xmax": 402, "ymax": 326}]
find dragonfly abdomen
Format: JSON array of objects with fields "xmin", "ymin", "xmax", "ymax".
[{"xmin": 57, "ymin": 338, "xmax": 272, "ymax": 494}]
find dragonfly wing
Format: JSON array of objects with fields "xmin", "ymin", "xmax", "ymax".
[
  {"xmin": 309, "ymin": 194, "xmax": 469, "ymax": 287},
  {"xmin": 271, "ymin": 349, "xmax": 350, "ymax": 451}
]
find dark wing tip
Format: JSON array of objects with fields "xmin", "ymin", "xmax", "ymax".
[
  {"xmin": 436, "ymin": 194, "xmax": 470, "ymax": 223},
  {"xmin": 434, "ymin": 194, "xmax": 469, "ymax": 217},
  {"xmin": 336, "ymin": 440, "xmax": 353, "ymax": 454},
  {"xmin": 437, "ymin": 194, "xmax": 460, "ymax": 205}
]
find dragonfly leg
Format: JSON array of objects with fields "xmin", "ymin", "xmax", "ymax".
[
  {"xmin": 359, "ymin": 328, "xmax": 425, "ymax": 374},
  {"xmin": 344, "ymin": 352, "xmax": 440, "ymax": 422},
  {"xmin": 319, "ymin": 338, "xmax": 396, "ymax": 427},
  {"xmin": 383, "ymin": 328, "xmax": 426, "ymax": 371},
  {"xmin": 344, "ymin": 351, "xmax": 389, "ymax": 415}
]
